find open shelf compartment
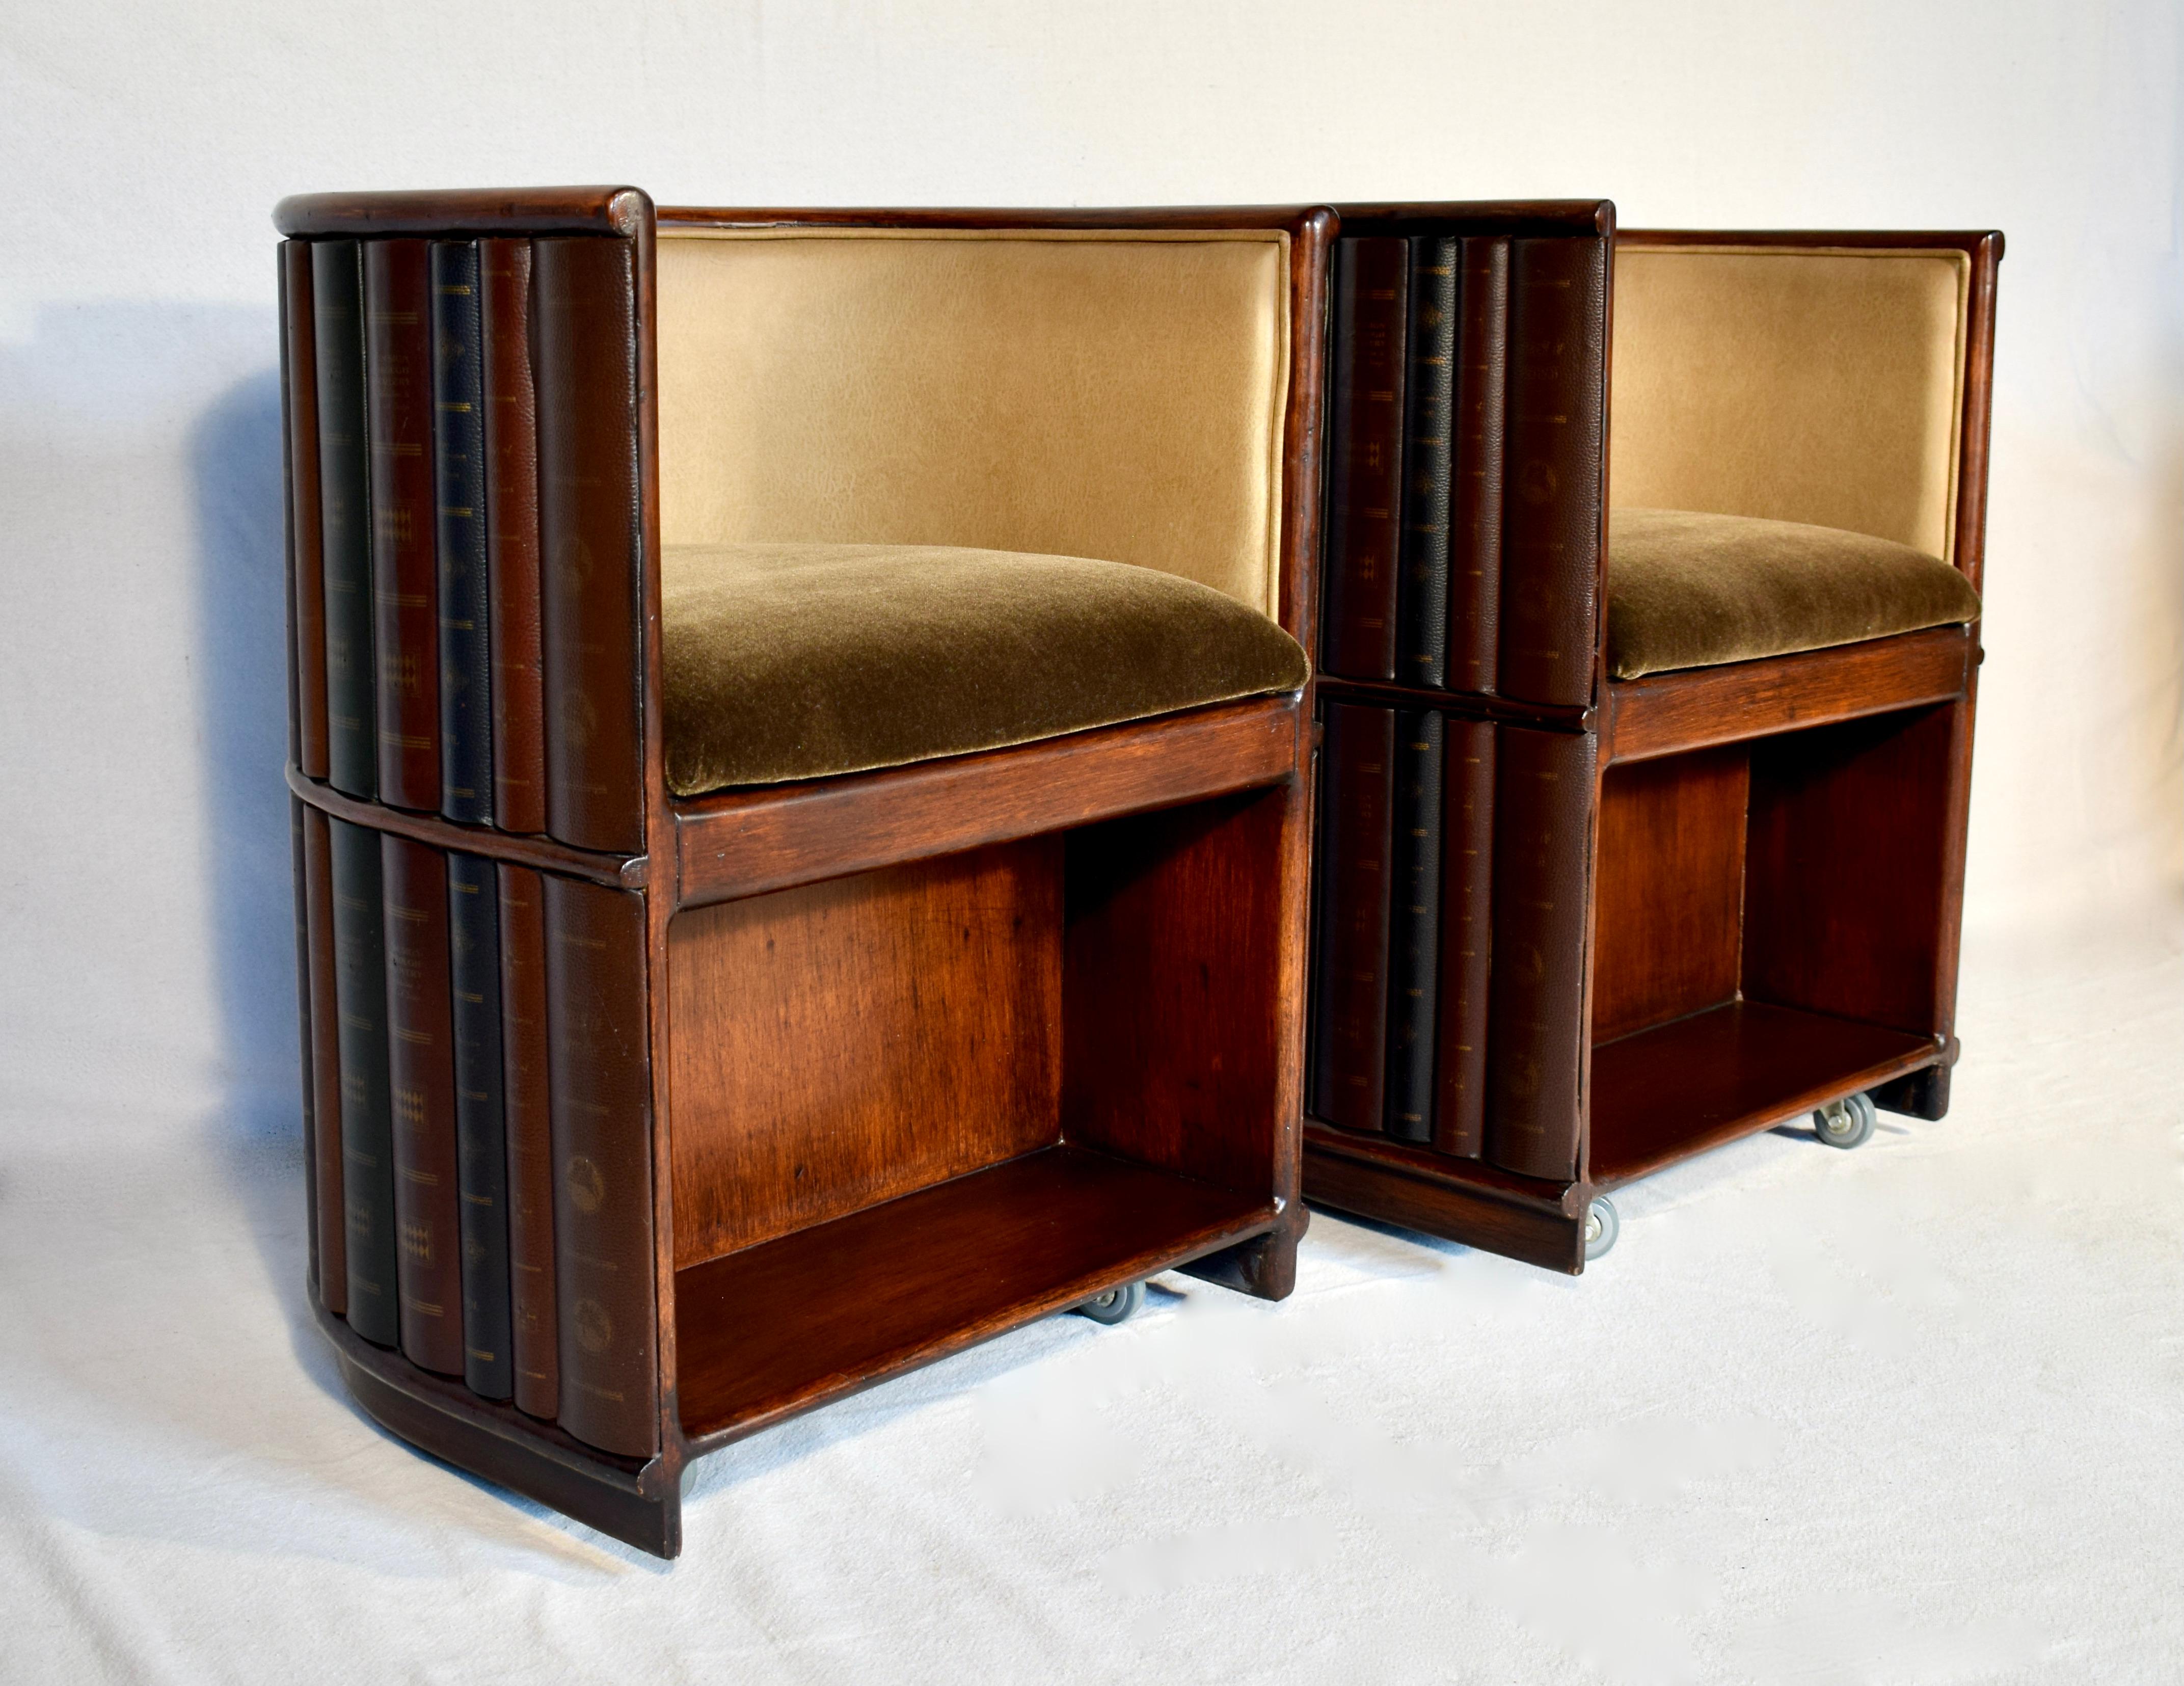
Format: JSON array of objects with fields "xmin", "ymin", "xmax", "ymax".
[
  {"xmin": 664, "ymin": 782, "xmax": 1296, "ymax": 1448},
  {"xmin": 1588, "ymin": 702, "xmax": 1960, "ymax": 1187}
]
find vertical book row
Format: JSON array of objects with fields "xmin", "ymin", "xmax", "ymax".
[
  {"xmin": 1308, "ymin": 704, "xmax": 1593, "ymax": 1180},
  {"xmin": 1320, "ymin": 230, "xmax": 1608, "ymax": 708},
  {"xmin": 278, "ymin": 233, "xmax": 646, "ymax": 857},
  {"xmin": 291, "ymin": 800, "xmax": 659, "ymax": 1457}
]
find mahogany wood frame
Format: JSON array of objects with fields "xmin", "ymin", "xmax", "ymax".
[
  {"xmin": 275, "ymin": 187, "xmax": 1336, "ymax": 1555},
  {"xmin": 1299, "ymin": 217, "xmax": 2003, "ymax": 1272}
]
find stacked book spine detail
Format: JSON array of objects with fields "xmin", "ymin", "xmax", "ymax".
[
  {"xmin": 282, "ymin": 228, "xmax": 656, "ymax": 1456},
  {"xmin": 1310, "ymin": 221, "xmax": 1608, "ymax": 1184}
]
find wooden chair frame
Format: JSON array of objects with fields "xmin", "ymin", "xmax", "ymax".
[
  {"xmin": 1302, "ymin": 206, "xmax": 2002, "ymax": 1272},
  {"xmin": 276, "ymin": 188, "xmax": 1339, "ymax": 1555}
]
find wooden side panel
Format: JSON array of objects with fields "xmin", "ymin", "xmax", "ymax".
[
  {"xmin": 1062, "ymin": 785, "xmax": 1292, "ymax": 1198},
  {"xmin": 667, "ymin": 840, "xmax": 1063, "ymax": 1267},
  {"xmin": 1743, "ymin": 704, "xmax": 1957, "ymax": 1036},
  {"xmin": 1592, "ymin": 746, "xmax": 1749, "ymax": 1042}
]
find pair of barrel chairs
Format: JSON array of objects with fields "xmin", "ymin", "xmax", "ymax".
[{"xmin": 277, "ymin": 188, "xmax": 1994, "ymax": 1554}]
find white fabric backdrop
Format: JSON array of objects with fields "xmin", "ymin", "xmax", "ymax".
[{"xmin": 1, "ymin": 2, "xmax": 2178, "ymax": 1678}]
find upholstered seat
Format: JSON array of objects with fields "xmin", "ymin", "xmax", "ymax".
[
  {"xmin": 662, "ymin": 541, "xmax": 1311, "ymax": 795},
  {"xmin": 1606, "ymin": 507, "xmax": 1983, "ymax": 680}
]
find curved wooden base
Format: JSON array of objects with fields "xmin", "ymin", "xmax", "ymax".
[{"xmin": 316, "ymin": 1303, "xmax": 682, "ymax": 1557}]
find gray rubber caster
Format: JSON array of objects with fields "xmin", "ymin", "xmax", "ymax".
[
  {"xmin": 1813, "ymin": 1091, "xmax": 1878, "ymax": 1149},
  {"xmin": 1072, "ymin": 1281, "xmax": 1145, "ymax": 1325},
  {"xmin": 1583, "ymin": 1196, "xmax": 1619, "ymax": 1262}
]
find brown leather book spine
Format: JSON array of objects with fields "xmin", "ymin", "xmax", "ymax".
[
  {"xmin": 1307, "ymin": 702, "xmax": 1396, "ymax": 1132},
  {"xmin": 544, "ymin": 873, "xmax": 659, "ymax": 1456},
  {"xmin": 364, "ymin": 238, "xmax": 443, "ymax": 812},
  {"xmin": 1484, "ymin": 724, "xmax": 1597, "ymax": 1181},
  {"xmin": 534, "ymin": 238, "xmax": 645, "ymax": 856},
  {"xmin": 481, "ymin": 238, "xmax": 548, "ymax": 835},
  {"xmin": 1450, "ymin": 237, "xmax": 1509, "ymax": 695},
  {"xmin": 1496, "ymin": 236, "xmax": 1608, "ymax": 709},
  {"xmin": 498, "ymin": 862, "xmax": 559, "ymax": 1420},
  {"xmin": 282, "ymin": 243, "xmax": 329, "ymax": 779},
  {"xmin": 382, "ymin": 833, "xmax": 466, "ymax": 1376},
  {"xmin": 1320, "ymin": 237, "xmax": 1408, "ymax": 682},
  {"xmin": 301, "ymin": 804, "xmax": 347, "ymax": 1313},
  {"xmin": 1432, "ymin": 718, "xmax": 1495, "ymax": 1157}
]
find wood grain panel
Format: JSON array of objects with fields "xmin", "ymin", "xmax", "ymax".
[
  {"xmin": 676, "ymin": 1144, "xmax": 1272, "ymax": 1447},
  {"xmin": 1062, "ymin": 785, "xmax": 1292, "ymax": 1197},
  {"xmin": 668, "ymin": 840, "xmax": 1062, "ymax": 1267},
  {"xmin": 1592, "ymin": 746, "xmax": 1750, "ymax": 1042},
  {"xmin": 1605, "ymin": 626, "xmax": 1971, "ymax": 766},
  {"xmin": 672, "ymin": 695, "xmax": 1300, "ymax": 908},
  {"xmin": 1743, "ymin": 703, "xmax": 1959, "ymax": 1036}
]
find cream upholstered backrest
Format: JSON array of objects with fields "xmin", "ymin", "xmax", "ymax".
[
  {"xmin": 1609, "ymin": 245, "xmax": 1971, "ymax": 565},
  {"xmin": 655, "ymin": 228, "xmax": 1291, "ymax": 620}
]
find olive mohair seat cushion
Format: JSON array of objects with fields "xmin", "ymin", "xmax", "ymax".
[
  {"xmin": 663, "ymin": 541, "xmax": 1311, "ymax": 795},
  {"xmin": 1607, "ymin": 508, "xmax": 1983, "ymax": 681}
]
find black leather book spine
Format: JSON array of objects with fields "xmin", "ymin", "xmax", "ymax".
[
  {"xmin": 498, "ymin": 863, "xmax": 559, "ymax": 1420},
  {"xmin": 1451, "ymin": 237, "xmax": 1509, "ymax": 694},
  {"xmin": 1485, "ymin": 724, "xmax": 1597, "ymax": 1181},
  {"xmin": 302, "ymin": 805, "xmax": 347, "ymax": 1314},
  {"xmin": 329, "ymin": 816, "xmax": 398, "ymax": 1344},
  {"xmin": 1497, "ymin": 236, "xmax": 1609, "ymax": 708},
  {"xmin": 431, "ymin": 242, "xmax": 495, "ymax": 825},
  {"xmin": 1383, "ymin": 709, "xmax": 1445, "ymax": 1141},
  {"xmin": 1433, "ymin": 718, "xmax": 1495, "ymax": 1158},
  {"xmin": 448, "ymin": 850, "xmax": 513, "ymax": 1400},
  {"xmin": 1307, "ymin": 702, "xmax": 1396, "ymax": 1133},
  {"xmin": 312, "ymin": 240, "xmax": 377, "ymax": 799},
  {"xmin": 1396, "ymin": 237, "xmax": 1458, "ymax": 690},
  {"xmin": 282, "ymin": 243, "xmax": 329, "ymax": 779},
  {"xmin": 1320, "ymin": 237, "xmax": 1408, "ymax": 681},
  {"xmin": 366, "ymin": 239, "xmax": 442, "ymax": 812}
]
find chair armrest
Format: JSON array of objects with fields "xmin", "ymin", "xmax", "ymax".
[{"xmin": 1610, "ymin": 230, "xmax": 2002, "ymax": 583}]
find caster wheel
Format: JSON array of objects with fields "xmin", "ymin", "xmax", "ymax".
[
  {"xmin": 1072, "ymin": 1281, "xmax": 1145, "ymax": 1325},
  {"xmin": 1583, "ymin": 1196, "xmax": 1619, "ymax": 1262},
  {"xmin": 1813, "ymin": 1091, "xmax": 1877, "ymax": 1150}
]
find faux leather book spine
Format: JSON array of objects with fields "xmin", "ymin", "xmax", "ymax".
[
  {"xmin": 1307, "ymin": 702, "xmax": 1396, "ymax": 1133},
  {"xmin": 1433, "ymin": 718, "xmax": 1495, "ymax": 1158},
  {"xmin": 481, "ymin": 238, "xmax": 547, "ymax": 836},
  {"xmin": 291, "ymin": 799, "xmax": 319, "ymax": 1299},
  {"xmin": 312, "ymin": 240, "xmax": 377, "ymax": 799},
  {"xmin": 1451, "ymin": 237, "xmax": 1509, "ymax": 695},
  {"xmin": 1485, "ymin": 724, "xmax": 1597, "ymax": 1182},
  {"xmin": 1395, "ymin": 237, "xmax": 1458, "ymax": 691},
  {"xmin": 535, "ymin": 238, "xmax": 645, "ymax": 857},
  {"xmin": 302, "ymin": 805, "xmax": 347, "ymax": 1314},
  {"xmin": 430, "ymin": 242, "xmax": 495, "ymax": 825},
  {"xmin": 364, "ymin": 238, "xmax": 442, "ymax": 812},
  {"xmin": 281, "ymin": 243, "xmax": 329, "ymax": 780},
  {"xmin": 1383, "ymin": 709, "xmax": 1445, "ymax": 1142},
  {"xmin": 544, "ymin": 873, "xmax": 659, "ymax": 1456},
  {"xmin": 1497, "ymin": 236, "xmax": 1609, "ymax": 709},
  {"xmin": 448, "ymin": 851, "xmax": 513, "ymax": 1400},
  {"xmin": 381, "ymin": 833, "xmax": 466, "ymax": 1376},
  {"xmin": 1320, "ymin": 237, "xmax": 1408, "ymax": 682},
  {"xmin": 498, "ymin": 862, "xmax": 559, "ymax": 1420},
  {"xmin": 328, "ymin": 816, "xmax": 397, "ymax": 1345}
]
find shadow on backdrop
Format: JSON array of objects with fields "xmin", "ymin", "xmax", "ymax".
[{"xmin": 190, "ymin": 364, "xmax": 325, "ymax": 1369}]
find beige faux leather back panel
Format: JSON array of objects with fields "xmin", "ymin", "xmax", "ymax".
[
  {"xmin": 1610, "ymin": 247, "xmax": 1970, "ymax": 563},
  {"xmin": 657, "ymin": 229, "xmax": 1290, "ymax": 618}
]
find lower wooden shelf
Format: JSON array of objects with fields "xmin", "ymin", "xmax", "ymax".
[
  {"xmin": 1588, "ymin": 999, "xmax": 1938, "ymax": 1188},
  {"xmin": 675, "ymin": 1143, "xmax": 1275, "ymax": 1447}
]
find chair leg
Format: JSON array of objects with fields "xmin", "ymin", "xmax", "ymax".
[{"xmin": 1178, "ymin": 1200, "xmax": 1307, "ymax": 1301}]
